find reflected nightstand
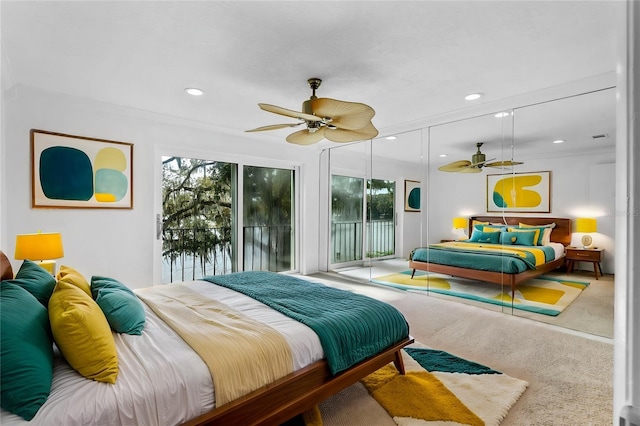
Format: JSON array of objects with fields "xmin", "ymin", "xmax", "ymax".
[{"xmin": 565, "ymin": 247, "xmax": 604, "ymax": 280}]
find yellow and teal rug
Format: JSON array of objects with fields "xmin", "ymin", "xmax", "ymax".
[
  {"xmin": 371, "ymin": 271, "xmax": 589, "ymax": 316},
  {"xmin": 362, "ymin": 342, "xmax": 528, "ymax": 426}
]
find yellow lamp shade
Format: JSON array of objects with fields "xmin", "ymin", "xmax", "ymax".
[
  {"xmin": 15, "ymin": 232, "xmax": 64, "ymax": 261},
  {"xmin": 452, "ymin": 217, "xmax": 467, "ymax": 229},
  {"xmin": 575, "ymin": 218, "xmax": 597, "ymax": 233}
]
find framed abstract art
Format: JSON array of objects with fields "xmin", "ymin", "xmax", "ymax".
[
  {"xmin": 486, "ymin": 171, "xmax": 551, "ymax": 213},
  {"xmin": 31, "ymin": 129, "xmax": 133, "ymax": 209}
]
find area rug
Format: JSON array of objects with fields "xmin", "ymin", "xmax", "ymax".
[
  {"xmin": 360, "ymin": 342, "xmax": 528, "ymax": 426},
  {"xmin": 371, "ymin": 271, "xmax": 589, "ymax": 316}
]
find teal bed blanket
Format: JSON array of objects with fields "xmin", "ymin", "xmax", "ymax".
[
  {"xmin": 411, "ymin": 242, "xmax": 556, "ymax": 274},
  {"xmin": 201, "ymin": 271, "xmax": 410, "ymax": 375}
]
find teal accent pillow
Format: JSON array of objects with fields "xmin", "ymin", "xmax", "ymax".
[
  {"xmin": 469, "ymin": 230, "xmax": 501, "ymax": 244},
  {"xmin": 510, "ymin": 226, "xmax": 546, "ymax": 245},
  {"xmin": 1, "ymin": 282, "xmax": 54, "ymax": 420},
  {"xmin": 4, "ymin": 260, "xmax": 56, "ymax": 307},
  {"xmin": 91, "ymin": 276, "xmax": 146, "ymax": 335},
  {"xmin": 500, "ymin": 230, "xmax": 537, "ymax": 246}
]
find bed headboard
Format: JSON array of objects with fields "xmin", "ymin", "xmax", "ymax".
[
  {"xmin": 1, "ymin": 250, "xmax": 14, "ymax": 280},
  {"xmin": 470, "ymin": 216, "xmax": 572, "ymax": 246}
]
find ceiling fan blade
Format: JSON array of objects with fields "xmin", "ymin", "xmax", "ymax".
[
  {"xmin": 438, "ymin": 160, "xmax": 472, "ymax": 172},
  {"xmin": 286, "ymin": 127, "xmax": 327, "ymax": 145},
  {"xmin": 458, "ymin": 166, "xmax": 483, "ymax": 173},
  {"xmin": 485, "ymin": 160, "xmax": 524, "ymax": 168},
  {"xmin": 245, "ymin": 123, "xmax": 303, "ymax": 132},
  {"xmin": 259, "ymin": 103, "xmax": 322, "ymax": 122},
  {"xmin": 311, "ymin": 98, "xmax": 376, "ymax": 130},
  {"xmin": 324, "ymin": 122, "xmax": 379, "ymax": 143}
]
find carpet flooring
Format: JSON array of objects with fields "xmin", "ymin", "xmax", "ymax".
[{"xmin": 304, "ymin": 272, "xmax": 613, "ymax": 426}]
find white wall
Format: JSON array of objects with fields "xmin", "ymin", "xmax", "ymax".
[{"xmin": 2, "ymin": 85, "xmax": 322, "ymax": 287}]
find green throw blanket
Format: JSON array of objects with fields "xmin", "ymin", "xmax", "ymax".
[{"xmin": 202, "ymin": 271, "xmax": 410, "ymax": 375}]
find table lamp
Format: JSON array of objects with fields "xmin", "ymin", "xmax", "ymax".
[
  {"xmin": 575, "ymin": 218, "xmax": 597, "ymax": 249},
  {"xmin": 452, "ymin": 217, "xmax": 468, "ymax": 239},
  {"xmin": 14, "ymin": 232, "xmax": 64, "ymax": 275}
]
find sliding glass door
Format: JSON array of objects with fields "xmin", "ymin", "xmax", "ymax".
[
  {"xmin": 161, "ymin": 157, "xmax": 296, "ymax": 282},
  {"xmin": 243, "ymin": 166, "xmax": 295, "ymax": 272}
]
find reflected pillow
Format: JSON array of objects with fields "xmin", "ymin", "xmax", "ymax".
[
  {"xmin": 482, "ymin": 225, "xmax": 506, "ymax": 233},
  {"xmin": 469, "ymin": 230, "xmax": 500, "ymax": 244},
  {"xmin": 1, "ymin": 282, "xmax": 54, "ymax": 420},
  {"xmin": 509, "ymin": 226, "xmax": 547, "ymax": 245},
  {"xmin": 49, "ymin": 281, "xmax": 119, "ymax": 384},
  {"xmin": 519, "ymin": 222, "xmax": 555, "ymax": 245},
  {"xmin": 500, "ymin": 230, "xmax": 537, "ymax": 246},
  {"xmin": 91, "ymin": 276, "xmax": 146, "ymax": 335},
  {"xmin": 57, "ymin": 265, "xmax": 91, "ymax": 296},
  {"xmin": 4, "ymin": 260, "xmax": 56, "ymax": 307}
]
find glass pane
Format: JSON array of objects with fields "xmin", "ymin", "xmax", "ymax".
[
  {"xmin": 243, "ymin": 166, "xmax": 294, "ymax": 272},
  {"xmin": 331, "ymin": 175, "xmax": 364, "ymax": 263},
  {"xmin": 162, "ymin": 157, "xmax": 235, "ymax": 283},
  {"xmin": 367, "ymin": 179, "xmax": 395, "ymax": 258}
]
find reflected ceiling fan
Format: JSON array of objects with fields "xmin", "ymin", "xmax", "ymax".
[
  {"xmin": 246, "ymin": 78, "xmax": 379, "ymax": 145},
  {"xmin": 438, "ymin": 142, "xmax": 523, "ymax": 173}
]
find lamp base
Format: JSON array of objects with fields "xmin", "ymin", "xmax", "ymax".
[{"xmin": 35, "ymin": 260, "xmax": 57, "ymax": 276}]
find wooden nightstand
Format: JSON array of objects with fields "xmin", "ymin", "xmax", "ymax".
[{"xmin": 565, "ymin": 247, "xmax": 604, "ymax": 280}]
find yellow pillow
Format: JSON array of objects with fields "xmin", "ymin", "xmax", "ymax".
[
  {"xmin": 49, "ymin": 281, "xmax": 119, "ymax": 384},
  {"xmin": 508, "ymin": 227, "xmax": 541, "ymax": 245},
  {"xmin": 56, "ymin": 265, "xmax": 91, "ymax": 296},
  {"xmin": 482, "ymin": 226, "xmax": 503, "ymax": 233}
]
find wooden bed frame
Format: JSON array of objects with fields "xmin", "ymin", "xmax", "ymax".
[
  {"xmin": 183, "ymin": 336, "xmax": 414, "ymax": 426},
  {"xmin": 1, "ymin": 250, "xmax": 413, "ymax": 426},
  {"xmin": 408, "ymin": 216, "xmax": 572, "ymax": 297}
]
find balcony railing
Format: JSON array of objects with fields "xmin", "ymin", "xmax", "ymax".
[
  {"xmin": 243, "ymin": 225, "xmax": 292, "ymax": 272},
  {"xmin": 163, "ymin": 224, "xmax": 293, "ymax": 283},
  {"xmin": 162, "ymin": 227, "xmax": 232, "ymax": 283},
  {"xmin": 163, "ymin": 219, "xmax": 393, "ymax": 282},
  {"xmin": 331, "ymin": 219, "xmax": 394, "ymax": 263}
]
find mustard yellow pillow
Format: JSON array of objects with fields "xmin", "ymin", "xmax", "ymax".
[
  {"xmin": 48, "ymin": 281, "xmax": 118, "ymax": 384},
  {"xmin": 56, "ymin": 265, "xmax": 91, "ymax": 296},
  {"xmin": 482, "ymin": 226, "xmax": 504, "ymax": 233}
]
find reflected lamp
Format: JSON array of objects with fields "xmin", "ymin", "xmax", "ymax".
[
  {"xmin": 452, "ymin": 217, "xmax": 468, "ymax": 239},
  {"xmin": 575, "ymin": 218, "xmax": 597, "ymax": 248},
  {"xmin": 14, "ymin": 232, "xmax": 64, "ymax": 274}
]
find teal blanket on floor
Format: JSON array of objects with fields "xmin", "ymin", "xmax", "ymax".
[{"xmin": 202, "ymin": 271, "xmax": 410, "ymax": 375}]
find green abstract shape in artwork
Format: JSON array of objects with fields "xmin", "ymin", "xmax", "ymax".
[
  {"xmin": 39, "ymin": 147, "xmax": 93, "ymax": 201},
  {"xmin": 407, "ymin": 187, "xmax": 420, "ymax": 209}
]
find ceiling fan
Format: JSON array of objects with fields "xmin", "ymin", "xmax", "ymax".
[
  {"xmin": 438, "ymin": 142, "xmax": 524, "ymax": 173},
  {"xmin": 246, "ymin": 78, "xmax": 379, "ymax": 145}
]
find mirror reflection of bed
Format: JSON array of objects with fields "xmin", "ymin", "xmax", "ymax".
[{"xmin": 327, "ymin": 87, "xmax": 615, "ymax": 339}]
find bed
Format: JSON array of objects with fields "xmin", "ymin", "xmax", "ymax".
[
  {"xmin": 409, "ymin": 216, "xmax": 572, "ymax": 296},
  {"xmin": 0, "ymin": 251, "xmax": 412, "ymax": 426}
]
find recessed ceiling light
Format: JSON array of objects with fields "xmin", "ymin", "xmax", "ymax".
[
  {"xmin": 385, "ymin": 136, "xmax": 397, "ymax": 140},
  {"xmin": 185, "ymin": 87, "xmax": 204, "ymax": 96},
  {"xmin": 553, "ymin": 139, "xmax": 565, "ymax": 144},
  {"xmin": 465, "ymin": 93, "xmax": 483, "ymax": 101},
  {"xmin": 439, "ymin": 154, "xmax": 448, "ymax": 158},
  {"xmin": 494, "ymin": 112, "xmax": 510, "ymax": 118}
]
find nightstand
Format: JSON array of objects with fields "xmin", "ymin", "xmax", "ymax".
[{"xmin": 565, "ymin": 247, "xmax": 604, "ymax": 280}]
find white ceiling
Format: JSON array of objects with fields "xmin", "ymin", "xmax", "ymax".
[{"xmin": 1, "ymin": 1, "xmax": 620, "ymax": 159}]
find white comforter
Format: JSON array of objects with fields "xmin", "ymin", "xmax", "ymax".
[{"xmin": 1, "ymin": 281, "xmax": 324, "ymax": 426}]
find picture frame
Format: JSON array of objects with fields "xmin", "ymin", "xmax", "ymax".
[
  {"xmin": 404, "ymin": 180, "xmax": 421, "ymax": 212},
  {"xmin": 31, "ymin": 129, "xmax": 134, "ymax": 209},
  {"xmin": 486, "ymin": 171, "xmax": 551, "ymax": 213}
]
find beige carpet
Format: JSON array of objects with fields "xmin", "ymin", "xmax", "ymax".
[{"xmin": 306, "ymin": 272, "xmax": 613, "ymax": 426}]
